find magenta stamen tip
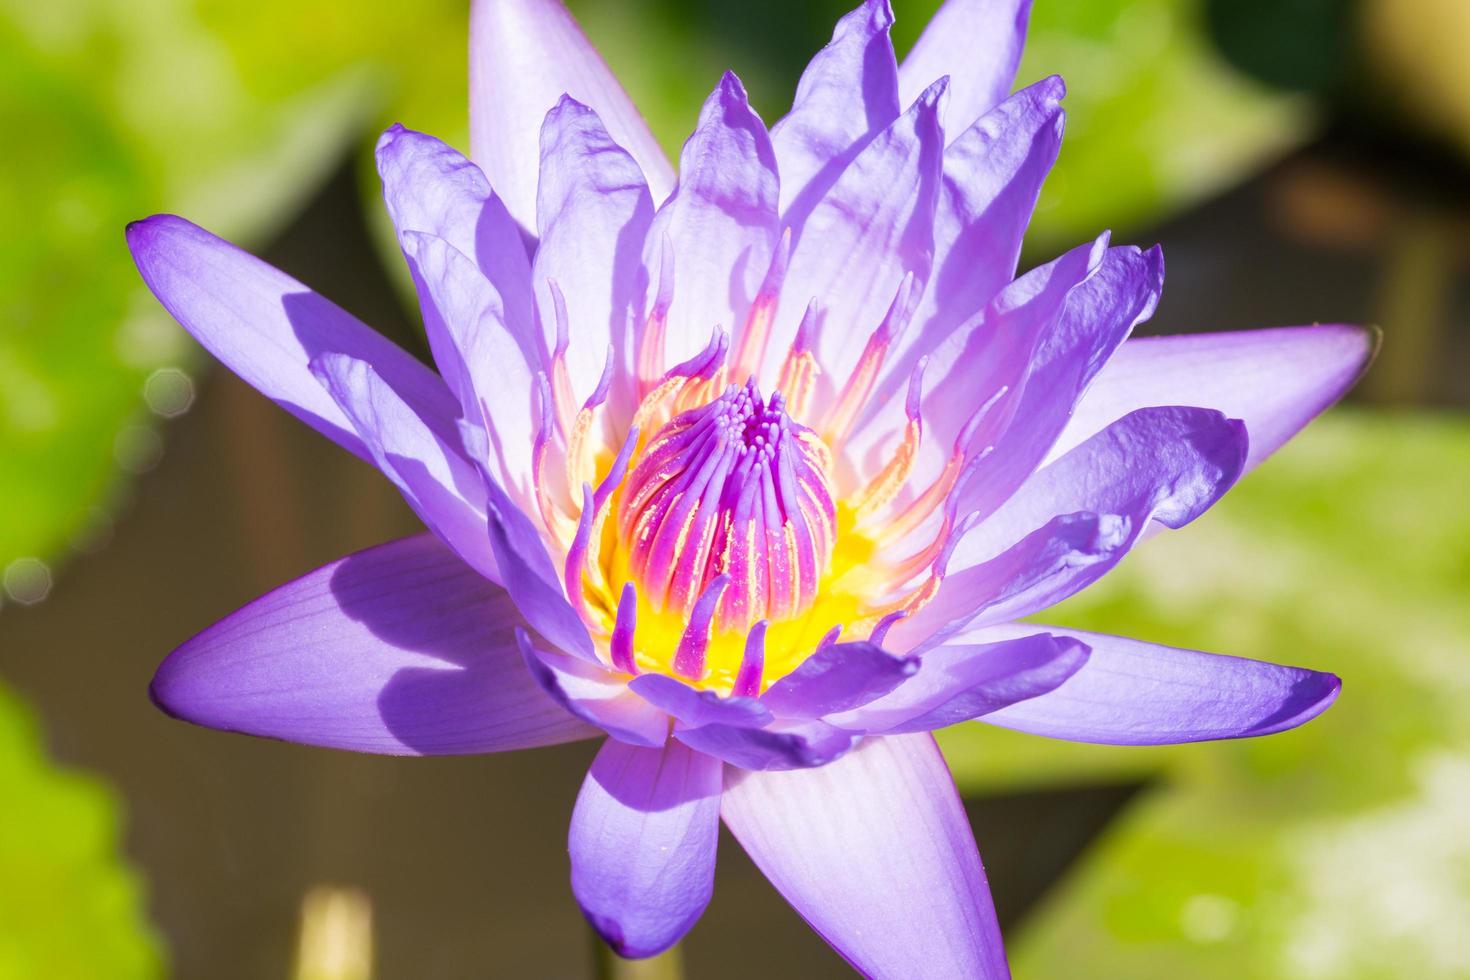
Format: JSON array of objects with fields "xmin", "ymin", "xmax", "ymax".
[
  {"xmin": 546, "ymin": 279, "xmax": 570, "ymax": 356},
  {"xmin": 905, "ymin": 357, "xmax": 928, "ymax": 421},
  {"xmin": 733, "ymin": 620, "xmax": 768, "ymax": 697},
  {"xmin": 672, "ymin": 574, "xmax": 730, "ymax": 680},
  {"xmin": 868, "ymin": 610, "xmax": 908, "ymax": 647},
  {"xmin": 611, "ymin": 582, "xmax": 639, "ymax": 674},
  {"xmin": 584, "ymin": 343, "xmax": 616, "ymax": 410}
]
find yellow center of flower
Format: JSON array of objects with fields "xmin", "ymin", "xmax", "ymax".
[{"xmin": 530, "ymin": 267, "xmax": 959, "ymax": 694}]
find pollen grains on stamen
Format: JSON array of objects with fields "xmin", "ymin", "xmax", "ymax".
[{"xmin": 616, "ymin": 378, "xmax": 837, "ymax": 636}]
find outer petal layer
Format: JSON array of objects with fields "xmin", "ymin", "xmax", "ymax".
[
  {"xmin": 826, "ymin": 632, "xmax": 1088, "ymax": 734},
  {"xmin": 955, "ymin": 405, "xmax": 1251, "ymax": 567},
  {"xmin": 1047, "ymin": 324, "xmax": 1378, "ymax": 472},
  {"xmin": 675, "ymin": 718, "xmax": 856, "ymax": 772},
  {"xmin": 518, "ymin": 636, "xmax": 666, "ymax": 747},
  {"xmin": 722, "ymin": 733, "xmax": 1009, "ymax": 979},
  {"xmin": 974, "ymin": 625, "xmax": 1342, "ymax": 744},
  {"xmin": 771, "ymin": 0, "xmax": 900, "ymax": 219},
  {"xmin": 469, "ymin": 0, "xmax": 673, "ymax": 231},
  {"xmin": 759, "ymin": 642, "xmax": 917, "ymax": 719},
  {"xmin": 151, "ymin": 535, "xmax": 596, "ymax": 755},
  {"xmin": 945, "ymin": 241, "xmax": 1165, "ymax": 524},
  {"xmin": 125, "ymin": 215, "xmax": 460, "ymax": 466},
  {"xmin": 570, "ymin": 738, "xmax": 722, "ymax": 958},
  {"xmin": 311, "ymin": 352, "xmax": 500, "ymax": 582},
  {"xmin": 896, "ymin": 406, "xmax": 1247, "ymax": 650},
  {"xmin": 899, "ymin": 0, "xmax": 1032, "ymax": 134}
]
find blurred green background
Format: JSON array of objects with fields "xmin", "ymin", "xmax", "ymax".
[{"xmin": 1, "ymin": 0, "xmax": 1467, "ymax": 977}]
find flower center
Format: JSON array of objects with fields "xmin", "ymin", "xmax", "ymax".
[
  {"xmin": 540, "ymin": 265, "xmax": 965, "ymax": 693},
  {"xmin": 618, "ymin": 380, "xmax": 836, "ymax": 633}
]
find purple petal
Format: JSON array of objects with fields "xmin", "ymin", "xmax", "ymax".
[
  {"xmin": 771, "ymin": 0, "xmax": 901, "ymax": 218},
  {"xmin": 675, "ymin": 718, "xmax": 856, "ymax": 772},
  {"xmin": 519, "ymin": 635, "xmax": 668, "ymax": 748},
  {"xmin": 1049, "ymin": 324, "xmax": 1379, "ymax": 472},
  {"xmin": 398, "ymin": 231, "xmax": 540, "ymax": 513},
  {"xmin": 827, "ymin": 632, "xmax": 1089, "ymax": 734},
  {"xmin": 974, "ymin": 625, "xmax": 1342, "ymax": 744},
  {"xmin": 375, "ymin": 124, "xmax": 536, "ymax": 356},
  {"xmin": 894, "ymin": 513, "xmax": 1130, "ymax": 653},
  {"xmin": 896, "ymin": 406, "xmax": 1248, "ymax": 649},
  {"xmin": 125, "ymin": 214, "xmax": 460, "ymax": 466},
  {"xmin": 927, "ymin": 75, "xmax": 1064, "ymax": 323},
  {"xmin": 957, "ymin": 405, "xmax": 1250, "ymax": 565},
  {"xmin": 644, "ymin": 71, "xmax": 779, "ymax": 369},
  {"xmin": 482, "ymin": 470, "xmax": 597, "ymax": 662},
  {"xmin": 768, "ymin": 78, "xmax": 946, "ymax": 388},
  {"xmin": 852, "ymin": 233, "xmax": 1103, "ymax": 503},
  {"xmin": 856, "ymin": 77, "xmax": 1065, "ymax": 472},
  {"xmin": 468, "ymin": 0, "xmax": 673, "ymax": 232},
  {"xmin": 628, "ymin": 674, "xmax": 772, "ymax": 729},
  {"xmin": 311, "ymin": 352, "xmax": 500, "ymax": 582},
  {"xmin": 759, "ymin": 642, "xmax": 917, "ymax": 719},
  {"xmin": 151, "ymin": 534, "xmax": 596, "ymax": 755},
  {"xmin": 570, "ymin": 738, "xmax": 722, "ymax": 958},
  {"xmin": 722, "ymin": 733, "xmax": 1009, "ymax": 979},
  {"xmin": 534, "ymin": 97, "xmax": 654, "ymax": 408},
  {"xmin": 943, "ymin": 241, "xmax": 1166, "ymax": 525},
  {"xmin": 899, "ymin": 0, "xmax": 1032, "ymax": 134}
]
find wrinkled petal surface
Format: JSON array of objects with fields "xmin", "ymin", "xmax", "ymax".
[
  {"xmin": 826, "ymin": 632, "xmax": 1088, "ymax": 734},
  {"xmin": 645, "ymin": 71, "xmax": 779, "ymax": 367},
  {"xmin": 769, "ymin": 78, "xmax": 946, "ymax": 389},
  {"xmin": 895, "ymin": 512, "xmax": 1129, "ymax": 653},
  {"xmin": 629, "ymin": 673, "xmax": 772, "ymax": 729},
  {"xmin": 722, "ymin": 733, "xmax": 1009, "ymax": 979},
  {"xmin": 771, "ymin": 0, "xmax": 900, "ymax": 219},
  {"xmin": 897, "ymin": 406, "xmax": 1248, "ymax": 649},
  {"xmin": 956, "ymin": 404, "xmax": 1251, "ymax": 566},
  {"xmin": 945, "ymin": 240, "xmax": 1165, "ymax": 524},
  {"xmin": 469, "ymin": 0, "xmax": 672, "ymax": 231},
  {"xmin": 899, "ymin": 0, "xmax": 1032, "ymax": 133},
  {"xmin": 534, "ymin": 96, "xmax": 654, "ymax": 405},
  {"xmin": 398, "ymin": 231, "xmax": 540, "ymax": 511},
  {"xmin": 861, "ymin": 76, "xmax": 1065, "ymax": 455},
  {"xmin": 759, "ymin": 642, "xmax": 917, "ymax": 719},
  {"xmin": 676, "ymin": 718, "xmax": 856, "ymax": 772},
  {"xmin": 375, "ymin": 124, "xmax": 536, "ymax": 351}
]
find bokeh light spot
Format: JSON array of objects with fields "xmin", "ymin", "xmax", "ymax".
[
  {"xmin": 3, "ymin": 557, "xmax": 54, "ymax": 606},
  {"xmin": 144, "ymin": 367, "xmax": 195, "ymax": 418}
]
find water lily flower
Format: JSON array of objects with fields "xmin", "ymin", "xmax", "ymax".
[{"xmin": 126, "ymin": 0, "xmax": 1374, "ymax": 975}]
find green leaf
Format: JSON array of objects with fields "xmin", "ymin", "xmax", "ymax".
[{"xmin": 0, "ymin": 680, "xmax": 163, "ymax": 978}]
